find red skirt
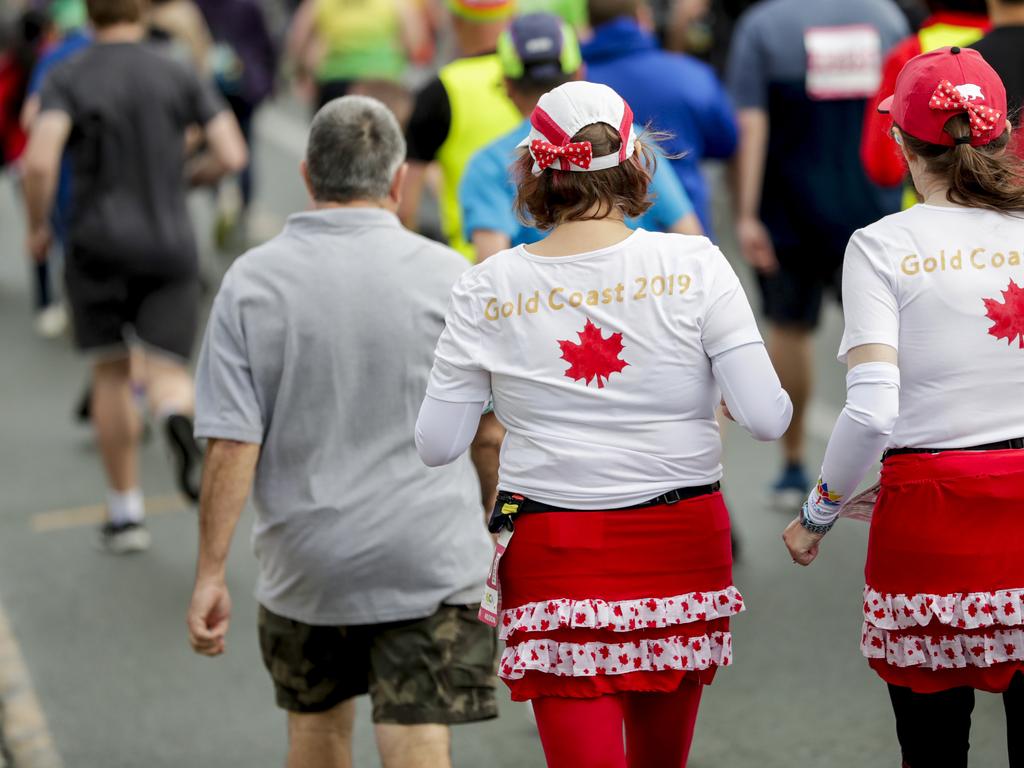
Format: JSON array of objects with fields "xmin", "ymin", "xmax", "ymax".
[
  {"xmin": 863, "ymin": 450, "xmax": 1024, "ymax": 693},
  {"xmin": 496, "ymin": 492, "xmax": 741, "ymax": 701}
]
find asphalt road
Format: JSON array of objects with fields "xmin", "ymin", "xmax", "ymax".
[{"xmin": 0, "ymin": 101, "xmax": 1012, "ymax": 767}]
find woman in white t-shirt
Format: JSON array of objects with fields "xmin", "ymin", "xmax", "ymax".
[
  {"xmin": 416, "ymin": 81, "xmax": 792, "ymax": 767},
  {"xmin": 783, "ymin": 47, "xmax": 1024, "ymax": 766}
]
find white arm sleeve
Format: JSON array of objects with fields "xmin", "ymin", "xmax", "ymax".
[
  {"xmin": 711, "ymin": 342, "xmax": 793, "ymax": 441},
  {"xmin": 415, "ymin": 395, "xmax": 487, "ymax": 467},
  {"xmin": 805, "ymin": 362, "xmax": 901, "ymax": 525}
]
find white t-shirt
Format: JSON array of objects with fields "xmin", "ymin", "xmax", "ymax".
[
  {"xmin": 839, "ymin": 204, "xmax": 1024, "ymax": 449},
  {"xmin": 426, "ymin": 229, "xmax": 764, "ymax": 509}
]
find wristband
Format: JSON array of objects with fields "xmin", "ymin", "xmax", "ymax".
[{"xmin": 800, "ymin": 502, "xmax": 835, "ymax": 535}]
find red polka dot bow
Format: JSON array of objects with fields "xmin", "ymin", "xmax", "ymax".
[
  {"xmin": 530, "ymin": 139, "xmax": 594, "ymax": 171},
  {"xmin": 928, "ymin": 79, "xmax": 1003, "ymax": 140}
]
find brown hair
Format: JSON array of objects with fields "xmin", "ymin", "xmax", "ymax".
[
  {"xmin": 514, "ymin": 122, "xmax": 661, "ymax": 230},
  {"xmin": 86, "ymin": 0, "xmax": 146, "ymax": 26},
  {"xmin": 900, "ymin": 112, "xmax": 1024, "ymax": 212}
]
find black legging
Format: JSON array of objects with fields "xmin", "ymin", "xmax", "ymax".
[{"xmin": 888, "ymin": 673, "xmax": 1024, "ymax": 767}]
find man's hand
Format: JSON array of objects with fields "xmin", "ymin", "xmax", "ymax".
[
  {"xmin": 187, "ymin": 438, "xmax": 259, "ymax": 657},
  {"xmin": 736, "ymin": 216, "xmax": 778, "ymax": 274},
  {"xmin": 27, "ymin": 225, "xmax": 52, "ymax": 263},
  {"xmin": 188, "ymin": 577, "xmax": 232, "ymax": 656},
  {"xmin": 782, "ymin": 517, "xmax": 824, "ymax": 566}
]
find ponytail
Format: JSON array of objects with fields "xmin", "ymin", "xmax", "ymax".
[{"xmin": 900, "ymin": 113, "xmax": 1024, "ymax": 213}]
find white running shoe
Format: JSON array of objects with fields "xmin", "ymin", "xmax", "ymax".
[
  {"xmin": 98, "ymin": 521, "xmax": 151, "ymax": 554},
  {"xmin": 34, "ymin": 304, "xmax": 67, "ymax": 339}
]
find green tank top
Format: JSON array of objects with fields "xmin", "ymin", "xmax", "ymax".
[{"xmin": 314, "ymin": 0, "xmax": 406, "ymax": 82}]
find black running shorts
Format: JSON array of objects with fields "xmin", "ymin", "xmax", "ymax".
[
  {"xmin": 756, "ymin": 241, "xmax": 844, "ymax": 330},
  {"xmin": 65, "ymin": 256, "xmax": 200, "ymax": 361}
]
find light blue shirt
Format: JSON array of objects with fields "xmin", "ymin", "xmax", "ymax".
[{"xmin": 460, "ymin": 119, "xmax": 696, "ymax": 250}]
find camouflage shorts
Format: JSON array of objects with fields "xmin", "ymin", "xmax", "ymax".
[{"xmin": 258, "ymin": 603, "xmax": 499, "ymax": 725}]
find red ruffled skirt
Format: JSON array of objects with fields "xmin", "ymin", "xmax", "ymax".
[
  {"xmin": 863, "ymin": 450, "xmax": 1024, "ymax": 693},
  {"xmin": 496, "ymin": 492, "xmax": 741, "ymax": 701}
]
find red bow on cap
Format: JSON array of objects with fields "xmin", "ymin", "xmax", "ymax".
[
  {"xmin": 928, "ymin": 79, "xmax": 1003, "ymax": 140},
  {"xmin": 530, "ymin": 139, "xmax": 593, "ymax": 171}
]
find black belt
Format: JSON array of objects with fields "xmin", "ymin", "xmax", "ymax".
[
  {"xmin": 488, "ymin": 482, "xmax": 721, "ymax": 534},
  {"xmin": 883, "ymin": 437, "xmax": 1024, "ymax": 461}
]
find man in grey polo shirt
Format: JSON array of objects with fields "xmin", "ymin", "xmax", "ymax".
[{"xmin": 186, "ymin": 96, "xmax": 496, "ymax": 768}]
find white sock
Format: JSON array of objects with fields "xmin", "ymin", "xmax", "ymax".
[{"xmin": 108, "ymin": 488, "xmax": 145, "ymax": 526}]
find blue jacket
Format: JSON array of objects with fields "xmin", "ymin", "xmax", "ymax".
[{"xmin": 582, "ymin": 18, "xmax": 738, "ymax": 235}]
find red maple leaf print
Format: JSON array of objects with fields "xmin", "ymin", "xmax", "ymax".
[
  {"xmin": 983, "ymin": 279, "xmax": 1024, "ymax": 348},
  {"xmin": 558, "ymin": 319, "xmax": 628, "ymax": 388}
]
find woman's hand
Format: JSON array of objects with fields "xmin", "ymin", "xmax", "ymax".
[{"xmin": 782, "ymin": 517, "xmax": 824, "ymax": 566}]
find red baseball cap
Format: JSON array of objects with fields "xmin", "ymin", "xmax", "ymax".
[{"xmin": 878, "ymin": 46, "xmax": 1007, "ymax": 147}]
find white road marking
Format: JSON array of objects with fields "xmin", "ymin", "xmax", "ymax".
[{"xmin": 0, "ymin": 598, "xmax": 62, "ymax": 768}]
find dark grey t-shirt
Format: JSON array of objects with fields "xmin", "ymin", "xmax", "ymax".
[
  {"xmin": 39, "ymin": 41, "xmax": 223, "ymax": 275},
  {"xmin": 194, "ymin": 208, "xmax": 492, "ymax": 625},
  {"xmin": 727, "ymin": 0, "xmax": 907, "ymax": 248}
]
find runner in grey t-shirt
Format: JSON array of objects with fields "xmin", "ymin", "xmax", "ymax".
[{"xmin": 187, "ymin": 96, "xmax": 497, "ymax": 768}]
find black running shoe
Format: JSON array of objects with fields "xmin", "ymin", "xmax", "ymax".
[
  {"xmin": 165, "ymin": 413, "xmax": 203, "ymax": 503},
  {"xmin": 98, "ymin": 521, "xmax": 151, "ymax": 554}
]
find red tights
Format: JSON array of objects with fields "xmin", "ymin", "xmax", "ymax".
[{"xmin": 531, "ymin": 680, "xmax": 703, "ymax": 768}]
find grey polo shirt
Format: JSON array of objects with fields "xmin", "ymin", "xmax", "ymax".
[{"xmin": 194, "ymin": 208, "xmax": 492, "ymax": 626}]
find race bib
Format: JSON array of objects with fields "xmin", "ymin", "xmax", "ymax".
[
  {"xmin": 805, "ymin": 25, "xmax": 882, "ymax": 101},
  {"xmin": 478, "ymin": 529, "xmax": 513, "ymax": 627}
]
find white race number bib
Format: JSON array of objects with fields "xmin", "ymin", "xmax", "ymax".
[{"xmin": 805, "ymin": 25, "xmax": 882, "ymax": 101}]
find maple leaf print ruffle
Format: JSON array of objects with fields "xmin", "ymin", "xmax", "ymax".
[
  {"xmin": 498, "ymin": 587, "xmax": 745, "ymax": 641},
  {"xmin": 862, "ymin": 626, "xmax": 1024, "ymax": 670},
  {"xmin": 862, "ymin": 584, "xmax": 1024, "ymax": 670},
  {"xmin": 863, "ymin": 586, "xmax": 1024, "ymax": 631},
  {"xmin": 500, "ymin": 632, "xmax": 732, "ymax": 680}
]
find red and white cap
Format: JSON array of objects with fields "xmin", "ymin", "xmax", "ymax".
[
  {"xmin": 878, "ymin": 46, "xmax": 1007, "ymax": 148},
  {"xmin": 518, "ymin": 81, "xmax": 638, "ymax": 175}
]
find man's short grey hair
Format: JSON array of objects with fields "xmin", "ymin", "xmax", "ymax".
[{"xmin": 305, "ymin": 96, "xmax": 407, "ymax": 203}]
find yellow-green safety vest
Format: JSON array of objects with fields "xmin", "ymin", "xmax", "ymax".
[
  {"xmin": 901, "ymin": 23, "xmax": 986, "ymax": 209},
  {"xmin": 437, "ymin": 54, "xmax": 522, "ymax": 260}
]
